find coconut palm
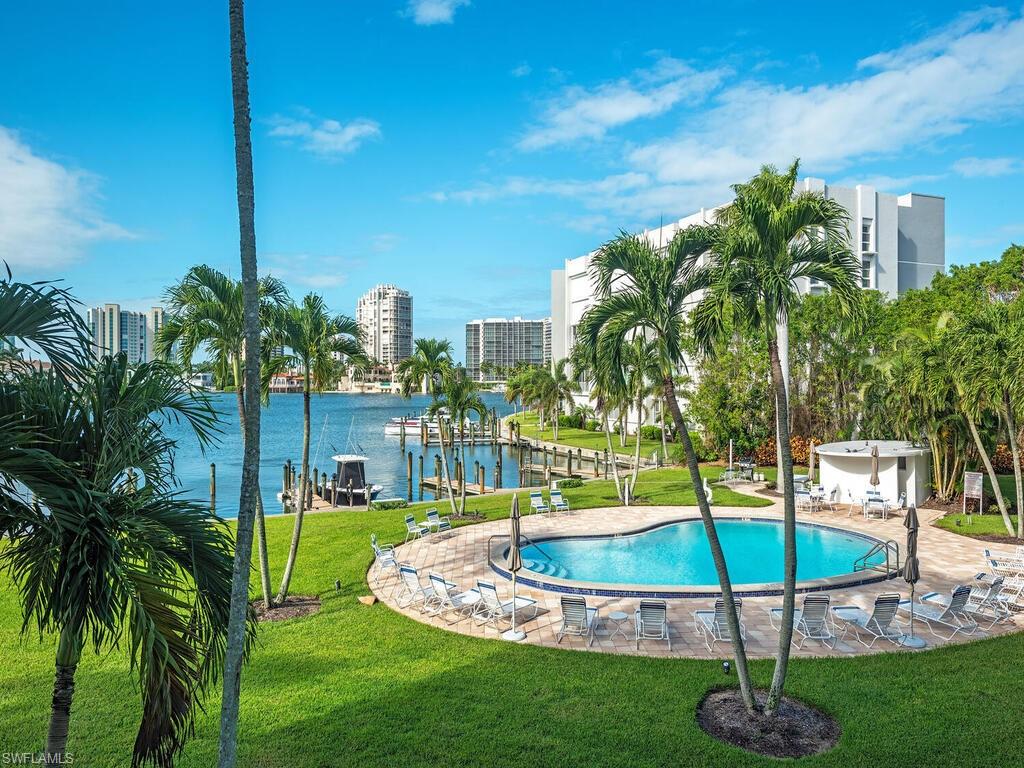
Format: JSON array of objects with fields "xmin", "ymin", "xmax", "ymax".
[
  {"xmin": 0, "ymin": 354, "xmax": 246, "ymax": 767},
  {"xmin": 431, "ymin": 367, "xmax": 488, "ymax": 514},
  {"xmin": 219, "ymin": 2, "xmax": 262, "ymax": 764},
  {"xmin": 577, "ymin": 230, "xmax": 756, "ymax": 709},
  {"xmin": 948, "ymin": 303, "xmax": 1024, "ymax": 535},
  {"xmin": 690, "ymin": 160, "xmax": 860, "ymax": 715},
  {"xmin": 547, "ymin": 359, "xmax": 575, "ymax": 441},
  {"xmin": 397, "ymin": 338, "xmax": 453, "ymax": 397},
  {"xmin": 397, "ymin": 338, "xmax": 456, "ymax": 511},
  {"xmin": 273, "ymin": 293, "xmax": 366, "ymax": 603},
  {"xmin": 158, "ymin": 265, "xmax": 289, "ymax": 612}
]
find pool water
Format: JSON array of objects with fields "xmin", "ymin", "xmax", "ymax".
[{"xmin": 519, "ymin": 519, "xmax": 884, "ymax": 587}]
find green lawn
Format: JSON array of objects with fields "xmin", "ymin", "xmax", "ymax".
[
  {"xmin": 935, "ymin": 513, "xmax": 1021, "ymax": 539},
  {"xmin": 2, "ymin": 473, "xmax": 1021, "ymax": 766},
  {"xmin": 511, "ymin": 410, "xmax": 668, "ymax": 459}
]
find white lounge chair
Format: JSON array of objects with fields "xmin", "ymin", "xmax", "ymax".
[
  {"xmin": 394, "ymin": 565, "xmax": 445, "ymax": 611},
  {"xmin": 550, "ymin": 489, "xmax": 570, "ymax": 514},
  {"xmin": 424, "ymin": 508, "xmax": 451, "ymax": 532},
  {"xmin": 556, "ymin": 596, "xmax": 598, "ymax": 646},
  {"xmin": 528, "ymin": 491, "xmax": 549, "ymax": 516},
  {"xmin": 426, "ymin": 572, "xmax": 481, "ymax": 622},
  {"xmin": 693, "ymin": 598, "xmax": 744, "ymax": 652},
  {"xmin": 767, "ymin": 594, "xmax": 835, "ymax": 648},
  {"xmin": 636, "ymin": 599, "xmax": 672, "ymax": 650},
  {"xmin": 404, "ymin": 514, "xmax": 430, "ymax": 543},
  {"xmin": 902, "ymin": 585, "xmax": 977, "ymax": 639},
  {"xmin": 475, "ymin": 579, "xmax": 539, "ymax": 628},
  {"xmin": 822, "ymin": 485, "xmax": 840, "ymax": 513},
  {"xmin": 370, "ymin": 534, "xmax": 400, "ymax": 590},
  {"xmin": 832, "ymin": 593, "xmax": 903, "ymax": 648},
  {"xmin": 795, "ymin": 490, "xmax": 815, "ymax": 514}
]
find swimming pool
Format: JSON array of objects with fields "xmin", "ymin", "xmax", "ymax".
[{"xmin": 514, "ymin": 518, "xmax": 888, "ymax": 594}]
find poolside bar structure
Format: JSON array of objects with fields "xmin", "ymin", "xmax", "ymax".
[{"xmin": 816, "ymin": 440, "xmax": 931, "ymax": 508}]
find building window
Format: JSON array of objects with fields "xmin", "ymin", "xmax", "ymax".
[
  {"xmin": 861, "ymin": 218, "xmax": 873, "ymax": 253},
  {"xmin": 861, "ymin": 256, "xmax": 872, "ymax": 289}
]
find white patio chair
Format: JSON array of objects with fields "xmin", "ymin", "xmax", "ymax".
[
  {"xmin": 556, "ymin": 596, "xmax": 598, "ymax": 646},
  {"xmin": 767, "ymin": 594, "xmax": 835, "ymax": 648},
  {"xmin": 426, "ymin": 572, "xmax": 481, "ymax": 622},
  {"xmin": 475, "ymin": 579, "xmax": 539, "ymax": 628},
  {"xmin": 424, "ymin": 508, "xmax": 451, "ymax": 532},
  {"xmin": 693, "ymin": 598, "xmax": 744, "ymax": 653},
  {"xmin": 902, "ymin": 585, "xmax": 977, "ymax": 639},
  {"xmin": 832, "ymin": 593, "xmax": 903, "ymax": 648},
  {"xmin": 528, "ymin": 491, "xmax": 549, "ymax": 516},
  {"xmin": 939, "ymin": 576, "xmax": 1013, "ymax": 628},
  {"xmin": 394, "ymin": 565, "xmax": 443, "ymax": 611},
  {"xmin": 404, "ymin": 514, "xmax": 430, "ymax": 543},
  {"xmin": 550, "ymin": 489, "xmax": 570, "ymax": 514},
  {"xmin": 636, "ymin": 599, "xmax": 671, "ymax": 650},
  {"xmin": 370, "ymin": 533, "xmax": 400, "ymax": 590}
]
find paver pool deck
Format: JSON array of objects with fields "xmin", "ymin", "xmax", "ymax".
[{"xmin": 371, "ymin": 485, "xmax": 1021, "ymax": 658}]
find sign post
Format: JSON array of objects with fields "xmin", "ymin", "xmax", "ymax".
[{"xmin": 963, "ymin": 471, "xmax": 984, "ymax": 522}]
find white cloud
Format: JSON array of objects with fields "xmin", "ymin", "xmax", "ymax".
[
  {"xmin": 432, "ymin": 9, "xmax": 1024, "ymax": 221},
  {"xmin": 952, "ymin": 156, "xmax": 1022, "ymax": 177},
  {"xmin": 518, "ymin": 57, "xmax": 727, "ymax": 151},
  {"xmin": 832, "ymin": 172, "xmax": 945, "ymax": 191},
  {"xmin": 268, "ymin": 111, "xmax": 380, "ymax": 158},
  {"xmin": 262, "ymin": 254, "xmax": 360, "ymax": 290},
  {"xmin": 0, "ymin": 127, "xmax": 134, "ymax": 271},
  {"xmin": 369, "ymin": 233, "xmax": 400, "ymax": 252},
  {"xmin": 511, "ymin": 62, "xmax": 532, "ymax": 78},
  {"xmin": 404, "ymin": 0, "xmax": 469, "ymax": 26}
]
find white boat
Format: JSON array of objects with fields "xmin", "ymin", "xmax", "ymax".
[
  {"xmin": 383, "ymin": 416, "xmax": 429, "ymax": 436},
  {"xmin": 329, "ymin": 453, "xmax": 383, "ymax": 502}
]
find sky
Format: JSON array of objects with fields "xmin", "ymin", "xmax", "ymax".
[{"xmin": 2, "ymin": 1, "xmax": 1023, "ymax": 361}]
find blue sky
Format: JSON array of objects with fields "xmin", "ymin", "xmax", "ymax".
[{"xmin": 2, "ymin": 1, "xmax": 1023, "ymax": 360}]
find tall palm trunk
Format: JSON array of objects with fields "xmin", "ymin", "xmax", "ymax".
[
  {"xmin": 662, "ymin": 374, "xmax": 755, "ymax": 711},
  {"xmin": 435, "ymin": 414, "xmax": 458, "ymax": 515},
  {"xmin": 277, "ymin": 372, "xmax": 311, "ymax": 602},
  {"xmin": 965, "ymin": 412, "xmax": 1014, "ymax": 535},
  {"xmin": 631, "ymin": 396, "xmax": 643, "ymax": 488},
  {"xmin": 44, "ymin": 627, "xmax": 82, "ymax": 761},
  {"xmin": 660, "ymin": 398, "xmax": 668, "ymax": 462},
  {"xmin": 765, "ymin": 338, "xmax": 797, "ymax": 716},
  {"xmin": 232, "ymin": 357, "xmax": 272, "ymax": 609},
  {"xmin": 603, "ymin": 412, "xmax": 623, "ymax": 502},
  {"xmin": 553, "ymin": 399, "xmax": 560, "ymax": 440},
  {"xmin": 220, "ymin": 2, "xmax": 260, "ymax": 765},
  {"xmin": 458, "ymin": 423, "xmax": 468, "ymax": 514},
  {"xmin": 1002, "ymin": 398, "xmax": 1023, "ymax": 538}
]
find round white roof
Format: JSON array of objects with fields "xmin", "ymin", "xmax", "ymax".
[{"xmin": 814, "ymin": 440, "xmax": 929, "ymax": 458}]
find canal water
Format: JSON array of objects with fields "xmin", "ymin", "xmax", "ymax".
[{"xmin": 164, "ymin": 391, "xmax": 527, "ymax": 517}]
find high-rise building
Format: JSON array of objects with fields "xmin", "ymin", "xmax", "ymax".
[
  {"xmin": 465, "ymin": 317, "xmax": 550, "ymax": 381},
  {"xmin": 86, "ymin": 304, "xmax": 148, "ymax": 364},
  {"xmin": 355, "ymin": 284, "xmax": 413, "ymax": 367},
  {"xmin": 146, "ymin": 306, "xmax": 165, "ymax": 362},
  {"xmin": 550, "ymin": 178, "xmax": 945, "ymax": 366}
]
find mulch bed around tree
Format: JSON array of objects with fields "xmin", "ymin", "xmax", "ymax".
[
  {"xmin": 697, "ymin": 688, "xmax": 840, "ymax": 759},
  {"xmin": 251, "ymin": 596, "xmax": 321, "ymax": 623}
]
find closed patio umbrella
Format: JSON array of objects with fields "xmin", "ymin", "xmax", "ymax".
[
  {"xmin": 502, "ymin": 495, "xmax": 526, "ymax": 641},
  {"xmin": 900, "ymin": 504, "xmax": 926, "ymax": 648},
  {"xmin": 869, "ymin": 444, "xmax": 880, "ymax": 489},
  {"xmin": 808, "ymin": 439, "xmax": 816, "ymax": 485}
]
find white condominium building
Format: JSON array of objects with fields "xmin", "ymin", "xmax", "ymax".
[
  {"xmin": 550, "ymin": 178, "xmax": 945, "ymax": 365},
  {"xmin": 465, "ymin": 317, "xmax": 551, "ymax": 381},
  {"xmin": 86, "ymin": 304, "xmax": 168, "ymax": 364},
  {"xmin": 356, "ymin": 284, "xmax": 413, "ymax": 367}
]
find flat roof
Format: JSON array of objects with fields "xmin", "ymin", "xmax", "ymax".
[{"xmin": 815, "ymin": 440, "xmax": 929, "ymax": 458}]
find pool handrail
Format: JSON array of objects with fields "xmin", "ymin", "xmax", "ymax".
[{"xmin": 854, "ymin": 539, "xmax": 900, "ymax": 575}]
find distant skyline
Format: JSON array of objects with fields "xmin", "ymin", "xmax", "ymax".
[{"xmin": 3, "ymin": 1, "xmax": 1023, "ymax": 360}]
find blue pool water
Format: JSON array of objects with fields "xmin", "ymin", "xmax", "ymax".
[{"xmin": 519, "ymin": 519, "xmax": 884, "ymax": 587}]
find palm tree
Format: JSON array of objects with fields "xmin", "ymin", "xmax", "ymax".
[
  {"xmin": 397, "ymin": 338, "xmax": 453, "ymax": 397},
  {"xmin": 0, "ymin": 354, "xmax": 245, "ymax": 767},
  {"xmin": 273, "ymin": 293, "xmax": 366, "ymax": 603},
  {"xmin": 620, "ymin": 336, "xmax": 661, "ymax": 490},
  {"xmin": 691, "ymin": 160, "xmax": 860, "ymax": 715},
  {"xmin": 548, "ymin": 358, "xmax": 575, "ymax": 441},
  {"xmin": 219, "ymin": 2, "xmax": 262, "ymax": 764},
  {"xmin": 570, "ymin": 343, "xmax": 624, "ymax": 502},
  {"xmin": 948, "ymin": 303, "xmax": 1024, "ymax": 535},
  {"xmin": 158, "ymin": 265, "xmax": 288, "ymax": 611},
  {"xmin": 431, "ymin": 368, "xmax": 488, "ymax": 514},
  {"xmin": 397, "ymin": 338, "xmax": 456, "ymax": 512},
  {"xmin": 577, "ymin": 230, "xmax": 756, "ymax": 709}
]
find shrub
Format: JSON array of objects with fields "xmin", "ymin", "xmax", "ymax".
[
  {"xmin": 753, "ymin": 436, "xmax": 824, "ymax": 466},
  {"xmin": 584, "ymin": 419, "xmax": 601, "ymax": 432},
  {"xmin": 992, "ymin": 444, "xmax": 1024, "ymax": 473},
  {"xmin": 667, "ymin": 434, "xmax": 718, "ymax": 464},
  {"xmin": 558, "ymin": 477, "xmax": 584, "ymax": 489},
  {"xmin": 639, "ymin": 425, "xmax": 663, "ymax": 441},
  {"xmin": 370, "ymin": 499, "xmax": 408, "ymax": 511}
]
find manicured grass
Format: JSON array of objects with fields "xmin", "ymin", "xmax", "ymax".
[
  {"xmin": 2, "ymin": 474, "xmax": 1021, "ymax": 766},
  {"xmin": 935, "ymin": 513, "xmax": 1021, "ymax": 539},
  {"xmin": 511, "ymin": 410, "xmax": 668, "ymax": 459}
]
